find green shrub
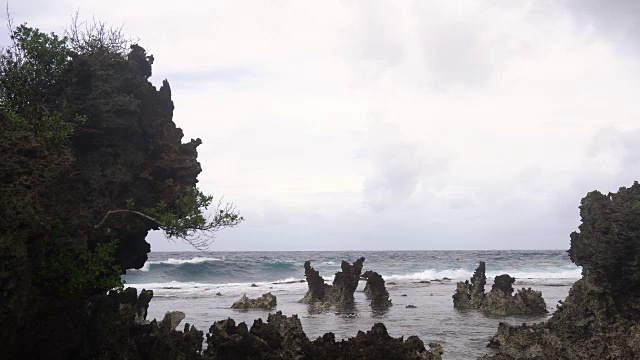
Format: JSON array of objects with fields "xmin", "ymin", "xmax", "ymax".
[{"xmin": 37, "ymin": 240, "xmax": 124, "ymax": 296}]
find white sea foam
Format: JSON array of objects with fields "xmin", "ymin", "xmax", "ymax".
[
  {"xmin": 487, "ymin": 268, "xmax": 582, "ymax": 280},
  {"xmin": 384, "ymin": 268, "xmax": 473, "ymax": 282},
  {"xmin": 321, "ymin": 261, "xmax": 336, "ymax": 265},
  {"xmin": 127, "ymin": 277, "xmax": 307, "ymax": 298},
  {"xmin": 137, "ymin": 257, "xmax": 223, "ymax": 272},
  {"xmin": 382, "ymin": 267, "xmax": 582, "ymax": 284}
]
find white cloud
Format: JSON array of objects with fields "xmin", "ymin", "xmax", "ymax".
[{"xmin": 10, "ymin": 0, "xmax": 640, "ymax": 250}]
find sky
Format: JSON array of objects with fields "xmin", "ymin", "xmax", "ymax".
[{"xmin": 8, "ymin": 1, "xmax": 640, "ymax": 251}]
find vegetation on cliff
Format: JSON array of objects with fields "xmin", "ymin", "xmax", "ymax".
[{"xmin": 0, "ymin": 15, "xmax": 242, "ymax": 358}]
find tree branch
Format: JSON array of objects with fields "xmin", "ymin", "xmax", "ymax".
[{"xmin": 94, "ymin": 209, "xmax": 163, "ymax": 229}]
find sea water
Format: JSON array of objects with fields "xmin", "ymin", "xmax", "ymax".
[{"xmin": 123, "ymin": 250, "xmax": 580, "ymax": 359}]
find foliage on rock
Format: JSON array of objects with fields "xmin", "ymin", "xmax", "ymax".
[
  {"xmin": 0, "ymin": 14, "xmax": 241, "ymax": 358},
  {"xmin": 36, "ymin": 240, "xmax": 124, "ymax": 295}
]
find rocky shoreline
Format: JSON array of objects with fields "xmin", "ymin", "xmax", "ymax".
[
  {"xmin": 480, "ymin": 183, "xmax": 640, "ymax": 360},
  {"xmin": 2, "ymin": 18, "xmax": 639, "ymax": 359}
]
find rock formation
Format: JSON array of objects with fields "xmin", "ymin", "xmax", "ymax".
[
  {"xmin": 0, "ymin": 42, "xmax": 203, "ymax": 358},
  {"xmin": 231, "ymin": 293, "xmax": 277, "ymax": 310},
  {"xmin": 301, "ymin": 257, "xmax": 365, "ymax": 307},
  {"xmin": 160, "ymin": 311, "xmax": 186, "ymax": 332},
  {"xmin": 482, "ymin": 275, "xmax": 547, "ymax": 316},
  {"xmin": 481, "ymin": 183, "xmax": 640, "ymax": 359},
  {"xmin": 204, "ymin": 311, "xmax": 444, "ymax": 360},
  {"xmin": 362, "ymin": 270, "xmax": 393, "ymax": 308},
  {"xmin": 453, "ymin": 261, "xmax": 487, "ymax": 309},
  {"xmin": 87, "ymin": 288, "xmax": 205, "ymax": 360},
  {"xmin": 453, "ymin": 263, "xmax": 547, "ymax": 316}
]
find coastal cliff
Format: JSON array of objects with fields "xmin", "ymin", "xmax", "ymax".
[
  {"xmin": 0, "ymin": 29, "xmax": 202, "ymax": 357},
  {"xmin": 481, "ymin": 183, "xmax": 640, "ymax": 359}
]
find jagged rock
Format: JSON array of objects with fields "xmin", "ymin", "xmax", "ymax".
[
  {"xmin": 453, "ymin": 263, "xmax": 547, "ymax": 316},
  {"xmin": 113, "ymin": 287, "xmax": 154, "ymax": 325},
  {"xmin": 204, "ymin": 318, "xmax": 271, "ymax": 358},
  {"xmin": 481, "ymin": 275, "xmax": 547, "ymax": 316},
  {"xmin": 89, "ymin": 288, "xmax": 204, "ymax": 360},
  {"xmin": 204, "ymin": 312, "xmax": 443, "ymax": 360},
  {"xmin": 231, "ymin": 293, "xmax": 277, "ymax": 310},
  {"xmin": 362, "ymin": 270, "xmax": 392, "ymax": 308},
  {"xmin": 406, "ymin": 305, "xmax": 417, "ymax": 308},
  {"xmin": 306, "ymin": 322, "xmax": 443, "ymax": 360},
  {"xmin": 160, "ymin": 311, "xmax": 186, "ymax": 332},
  {"xmin": 453, "ymin": 261, "xmax": 486, "ymax": 309},
  {"xmin": 301, "ymin": 257, "xmax": 365, "ymax": 307},
  {"xmin": 491, "ymin": 274, "xmax": 515, "ymax": 295},
  {"xmin": 250, "ymin": 311, "xmax": 308, "ymax": 358},
  {"xmin": 1, "ymin": 43, "xmax": 203, "ymax": 358},
  {"xmin": 481, "ymin": 183, "xmax": 640, "ymax": 359}
]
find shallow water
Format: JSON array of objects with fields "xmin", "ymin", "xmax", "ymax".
[{"xmin": 124, "ymin": 250, "xmax": 578, "ymax": 359}]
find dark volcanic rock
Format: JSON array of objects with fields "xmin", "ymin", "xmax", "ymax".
[
  {"xmin": 1, "ymin": 43, "xmax": 203, "ymax": 359},
  {"xmin": 454, "ymin": 264, "xmax": 547, "ymax": 316},
  {"xmin": 362, "ymin": 270, "xmax": 392, "ymax": 308},
  {"xmin": 301, "ymin": 257, "xmax": 365, "ymax": 307},
  {"xmin": 491, "ymin": 274, "xmax": 515, "ymax": 295},
  {"xmin": 306, "ymin": 323, "xmax": 443, "ymax": 360},
  {"xmin": 482, "ymin": 283, "xmax": 547, "ymax": 316},
  {"xmin": 231, "ymin": 293, "xmax": 277, "ymax": 310},
  {"xmin": 87, "ymin": 287, "xmax": 204, "ymax": 360},
  {"xmin": 204, "ymin": 311, "xmax": 443, "ymax": 360},
  {"xmin": 453, "ymin": 261, "xmax": 487, "ymax": 309},
  {"xmin": 481, "ymin": 182, "xmax": 640, "ymax": 359}
]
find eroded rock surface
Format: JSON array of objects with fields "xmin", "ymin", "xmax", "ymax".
[
  {"xmin": 362, "ymin": 270, "xmax": 392, "ymax": 308},
  {"xmin": 482, "ymin": 275, "xmax": 547, "ymax": 316},
  {"xmin": 301, "ymin": 257, "xmax": 365, "ymax": 307},
  {"xmin": 1, "ymin": 44, "xmax": 202, "ymax": 358},
  {"xmin": 205, "ymin": 311, "xmax": 444, "ymax": 360},
  {"xmin": 231, "ymin": 293, "xmax": 277, "ymax": 310},
  {"xmin": 452, "ymin": 261, "xmax": 487, "ymax": 309},
  {"xmin": 481, "ymin": 183, "xmax": 640, "ymax": 359},
  {"xmin": 453, "ymin": 263, "xmax": 547, "ymax": 316},
  {"xmin": 88, "ymin": 288, "xmax": 204, "ymax": 360}
]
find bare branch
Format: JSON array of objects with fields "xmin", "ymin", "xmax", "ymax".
[
  {"xmin": 95, "ymin": 196, "xmax": 243, "ymax": 252},
  {"xmin": 94, "ymin": 209, "xmax": 163, "ymax": 229},
  {"xmin": 64, "ymin": 11, "xmax": 138, "ymax": 57}
]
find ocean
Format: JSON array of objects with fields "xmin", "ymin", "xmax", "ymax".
[{"xmin": 122, "ymin": 250, "xmax": 581, "ymax": 359}]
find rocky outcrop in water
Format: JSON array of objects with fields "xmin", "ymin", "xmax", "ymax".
[
  {"xmin": 482, "ymin": 275, "xmax": 547, "ymax": 316},
  {"xmin": 453, "ymin": 263, "xmax": 547, "ymax": 316},
  {"xmin": 481, "ymin": 183, "xmax": 640, "ymax": 359},
  {"xmin": 362, "ymin": 270, "xmax": 392, "ymax": 308},
  {"xmin": 301, "ymin": 257, "xmax": 365, "ymax": 307},
  {"xmin": 204, "ymin": 311, "xmax": 444, "ymax": 360},
  {"xmin": 231, "ymin": 293, "xmax": 277, "ymax": 310},
  {"xmin": 452, "ymin": 261, "xmax": 487, "ymax": 309}
]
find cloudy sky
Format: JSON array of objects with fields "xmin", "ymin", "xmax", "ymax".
[{"xmin": 9, "ymin": 1, "xmax": 640, "ymax": 251}]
